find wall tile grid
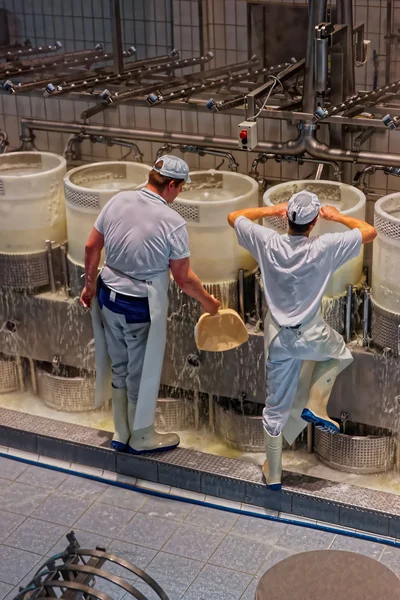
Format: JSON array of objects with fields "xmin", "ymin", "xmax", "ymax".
[{"xmin": 0, "ymin": 0, "xmax": 399, "ymax": 198}]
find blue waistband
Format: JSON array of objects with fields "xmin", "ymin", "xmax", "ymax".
[{"xmin": 98, "ymin": 279, "xmax": 151, "ymax": 323}]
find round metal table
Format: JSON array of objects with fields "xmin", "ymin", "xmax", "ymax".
[{"xmin": 255, "ymin": 550, "xmax": 400, "ymax": 600}]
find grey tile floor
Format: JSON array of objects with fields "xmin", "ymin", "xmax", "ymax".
[{"xmin": 0, "ymin": 456, "xmax": 399, "ymax": 600}]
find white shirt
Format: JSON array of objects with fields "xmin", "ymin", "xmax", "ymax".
[
  {"xmin": 94, "ymin": 188, "xmax": 190, "ymax": 296},
  {"xmin": 234, "ymin": 216, "xmax": 363, "ymax": 327}
]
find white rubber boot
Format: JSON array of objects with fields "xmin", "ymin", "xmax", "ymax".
[
  {"xmin": 111, "ymin": 387, "xmax": 129, "ymax": 451},
  {"xmin": 262, "ymin": 430, "xmax": 282, "ymax": 491},
  {"xmin": 301, "ymin": 359, "xmax": 341, "ymax": 434},
  {"xmin": 129, "ymin": 424, "xmax": 180, "ymax": 454}
]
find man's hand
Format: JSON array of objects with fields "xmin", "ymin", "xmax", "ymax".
[
  {"xmin": 273, "ymin": 202, "xmax": 289, "ymax": 218},
  {"xmin": 202, "ymin": 295, "xmax": 221, "ymax": 316},
  {"xmin": 80, "ymin": 285, "xmax": 96, "ymax": 309},
  {"xmin": 320, "ymin": 205, "xmax": 341, "ymax": 221}
]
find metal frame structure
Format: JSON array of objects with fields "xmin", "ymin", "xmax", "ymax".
[{"xmin": 14, "ymin": 531, "xmax": 169, "ymax": 600}]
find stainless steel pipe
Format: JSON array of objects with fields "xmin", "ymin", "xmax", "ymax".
[
  {"xmin": 239, "ymin": 269, "xmax": 245, "ymax": 322},
  {"xmin": 363, "ymin": 290, "xmax": 371, "ymax": 347},
  {"xmin": 19, "ymin": 118, "xmax": 400, "ymax": 168},
  {"xmin": 46, "ymin": 240, "xmax": 56, "ymax": 293},
  {"xmin": 336, "ymin": 0, "xmax": 356, "ymax": 98},
  {"xmin": 345, "ymin": 284, "xmax": 353, "ymax": 343},
  {"xmin": 303, "ymin": 0, "xmax": 328, "ymax": 114}
]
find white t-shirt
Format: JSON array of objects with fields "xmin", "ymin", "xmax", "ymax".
[
  {"xmin": 234, "ymin": 216, "xmax": 363, "ymax": 327},
  {"xmin": 95, "ymin": 188, "xmax": 190, "ymax": 296}
]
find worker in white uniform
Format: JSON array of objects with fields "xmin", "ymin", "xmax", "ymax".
[
  {"xmin": 228, "ymin": 191, "xmax": 377, "ymax": 490},
  {"xmin": 81, "ymin": 156, "xmax": 220, "ymax": 454}
]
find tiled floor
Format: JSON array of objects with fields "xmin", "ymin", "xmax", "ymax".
[{"xmin": 0, "ymin": 456, "xmax": 399, "ymax": 600}]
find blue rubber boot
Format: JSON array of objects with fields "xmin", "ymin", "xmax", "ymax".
[{"xmin": 301, "ymin": 360, "xmax": 341, "ymax": 434}]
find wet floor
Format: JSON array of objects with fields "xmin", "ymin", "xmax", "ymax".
[{"xmin": 0, "ymin": 456, "xmax": 399, "ymax": 600}]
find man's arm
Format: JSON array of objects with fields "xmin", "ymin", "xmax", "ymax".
[
  {"xmin": 227, "ymin": 202, "xmax": 288, "ymax": 228},
  {"xmin": 80, "ymin": 227, "xmax": 104, "ymax": 308},
  {"xmin": 320, "ymin": 206, "xmax": 377, "ymax": 244},
  {"xmin": 170, "ymin": 257, "xmax": 220, "ymax": 315}
]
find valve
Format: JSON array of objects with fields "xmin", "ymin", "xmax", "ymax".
[
  {"xmin": 100, "ymin": 89, "xmax": 112, "ymax": 103},
  {"xmin": 147, "ymin": 92, "xmax": 161, "ymax": 105},
  {"xmin": 206, "ymin": 98, "xmax": 216, "ymax": 110},
  {"xmin": 382, "ymin": 114, "xmax": 399, "ymax": 130},
  {"xmin": 2, "ymin": 80, "xmax": 15, "ymax": 93},
  {"xmin": 314, "ymin": 106, "xmax": 328, "ymax": 120}
]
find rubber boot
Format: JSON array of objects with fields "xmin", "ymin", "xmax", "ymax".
[
  {"xmin": 111, "ymin": 387, "xmax": 129, "ymax": 451},
  {"xmin": 129, "ymin": 424, "xmax": 180, "ymax": 454},
  {"xmin": 262, "ymin": 429, "xmax": 282, "ymax": 491},
  {"xmin": 301, "ymin": 359, "xmax": 340, "ymax": 434}
]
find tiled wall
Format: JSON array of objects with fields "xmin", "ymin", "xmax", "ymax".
[{"xmin": 0, "ymin": 0, "xmax": 400, "ymax": 199}]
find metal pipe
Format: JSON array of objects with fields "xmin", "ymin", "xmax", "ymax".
[
  {"xmin": 19, "ymin": 118, "xmax": 400, "ymax": 168},
  {"xmin": 0, "ymin": 130, "xmax": 8, "ymax": 153},
  {"xmin": 209, "ymin": 395, "xmax": 215, "ymax": 432},
  {"xmin": 303, "ymin": 0, "xmax": 328, "ymax": 113},
  {"xmin": 307, "ymin": 423, "xmax": 314, "ymax": 453},
  {"xmin": 16, "ymin": 356, "xmax": 24, "ymax": 392},
  {"xmin": 29, "ymin": 358, "xmax": 37, "ymax": 395},
  {"xmin": 386, "ymin": 0, "xmax": 393, "ymax": 85},
  {"xmin": 353, "ymin": 165, "xmax": 385, "ymax": 191},
  {"xmin": 302, "ymin": 125, "xmax": 400, "ymax": 167},
  {"xmin": 254, "ymin": 272, "xmax": 261, "ymax": 325},
  {"xmin": 363, "ymin": 290, "xmax": 371, "ymax": 347},
  {"xmin": 336, "ymin": 0, "xmax": 356, "ymax": 97},
  {"xmin": 60, "ymin": 244, "xmax": 70, "ymax": 296},
  {"xmin": 110, "ymin": 0, "xmax": 124, "ymax": 74},
  {"xmin": 156, "ymin": 143, "xmax": 239, "ymax": 171},
  {"xmin": 19, "ymin": 119, "xmax": 306, "ymax": 156},
  {"xmin": 46, "ymin": 240, "xmax": 56, "ymax": 293},
  {"xmin": 238, "ymin": 269, "xmax": 245, "ymax": 322},
  {"xmin": 345, "ymin": 284, "xmax": 353, "ymax": 343}
]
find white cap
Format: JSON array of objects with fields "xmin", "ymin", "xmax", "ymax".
[
  {"xmin": 287, "ymin": 191, "xmax": 320, "ymax": 225},
  {"xmin": 153, "ymin": 155, "xmax": 191, "ymax": 183}
]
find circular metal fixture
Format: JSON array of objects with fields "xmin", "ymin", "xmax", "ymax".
[{"xmin": 314, "ymin": 424, "xmax": 395, "ymax": 474}]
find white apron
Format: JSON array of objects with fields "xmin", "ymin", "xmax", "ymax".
[
  {"xmin": 264, "ymin": 311, "xmax": 315, "ymax": 445},
  {"xmin": 91, "ymin": 270, "xmax": 170, "ymax": 415}
]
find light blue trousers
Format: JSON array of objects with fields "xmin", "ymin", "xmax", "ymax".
[
  {"xmin": 99, "ymin": 304, "xmax": 150, "ymax": 404},
  {"xmin": 264, "ymin": 314, "xmax": 353, "ymax": 435}
]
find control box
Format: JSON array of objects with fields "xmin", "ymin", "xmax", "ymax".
[{"xmin": 238, "ymin": 120, "xmax": 258, "ymax": 151}]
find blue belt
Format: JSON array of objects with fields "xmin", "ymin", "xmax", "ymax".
[{"xmin": 98, "ymin": 278, "xmax": 151, "ymax": 323}]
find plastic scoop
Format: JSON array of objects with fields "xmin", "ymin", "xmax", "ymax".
[{"xmin": 194, "ymin": 309, "xmax": 249, "ymax": 352}]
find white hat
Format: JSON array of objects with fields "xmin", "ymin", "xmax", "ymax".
[
  {"xmin": 153, "ymin": 155, "xmax": 191, "ymax": 183},
  {"xmin": 287, "ymin": 191, "xmax": 320, "ymax": 225}
]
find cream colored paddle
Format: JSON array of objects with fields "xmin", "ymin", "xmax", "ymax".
[{"xmin": 194, "ymin": 308, "xmax": 249, "ymax": 352}]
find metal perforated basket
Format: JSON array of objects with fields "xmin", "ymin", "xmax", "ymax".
[
  {"xmin": 215, "ymin": 401, "xmax": 264, "ymax": 452},
  {"xmin": 155, "ymin": 397, "xmax": 194, "ymax": 431},
  {"xmin": 0, "ymin": 250, "xmax": 50, "ymax": 290},
  {"xmin": 371, "ymin": 297, "xmax": 400, "ymax": 355},
  {"xmin": 314, "ymin": 426, "xmax": 395, "ymax": 474},
  {"xmin": 37, "ymin": 364, "xmax": 96, "ymax": 412},
  {"xmin": 0, "ymin": 355, "xmax": 19, "ymax": 393}
]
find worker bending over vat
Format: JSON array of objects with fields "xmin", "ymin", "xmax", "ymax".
[
  {"xmin": 81, "ymin": 156, "xmax": 220, "ymax": 454},
  {"xmin": 228, "ymin": 191, "xmax": 376, "ymax": 490}
]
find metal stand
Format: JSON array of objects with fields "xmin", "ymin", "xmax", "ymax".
[{"xmin": 14, "ymin": 531, "xmax": 169, "ymax": 600}]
